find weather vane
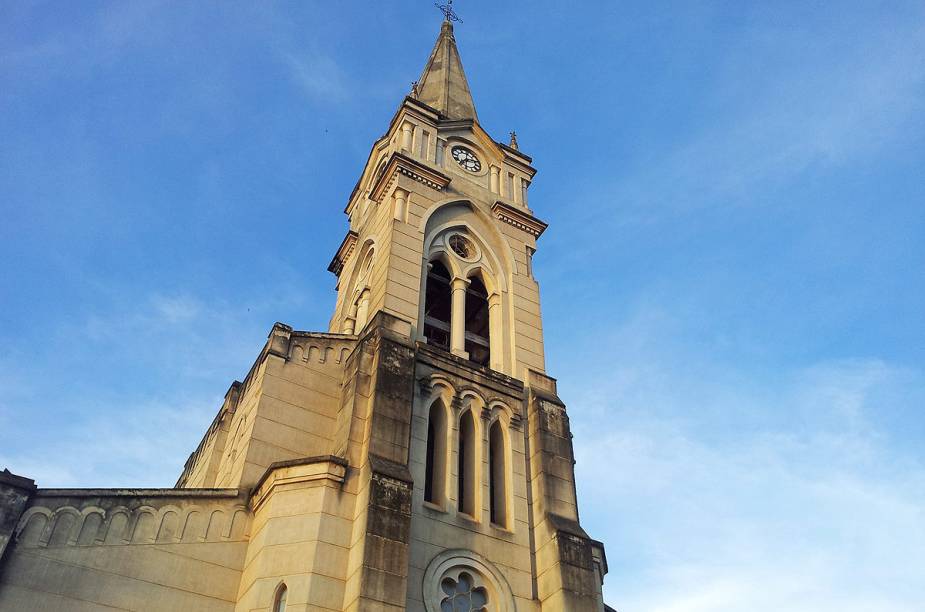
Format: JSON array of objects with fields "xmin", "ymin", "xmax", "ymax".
[{"xmin": 435, "ymin": 0, "xmax": 462, "ymax": 23}]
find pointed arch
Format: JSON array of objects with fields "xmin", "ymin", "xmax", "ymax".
[
  {"xmin": 457, "ymin": 408, "xmax": 478, "ymax": 518},
  {"xmin": 424, "ymin": 399, "xmax": 449, "ymax": 507},
  {"xmin": 489, "ymin": 419, "xmax": 510, "ymax": 528},
  {"xmin": 339, "ymin": 238, "xmax": 377, "ymax": 334},
  {"xmin": 418, "ymin": 199, "xmax": 515, "ymax": 373},
  {"xmin": 272, "ymin": 581, "xmax": 288, "ymax": 612}
]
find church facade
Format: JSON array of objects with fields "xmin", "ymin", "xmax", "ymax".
[{"xmin": 0, "ymin": 19, "xmax": 609, "ymax": 612}]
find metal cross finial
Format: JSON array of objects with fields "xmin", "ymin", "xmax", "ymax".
[{"xmin": 435, "ymin": 0, "xmax": 462, "ymax": 23}]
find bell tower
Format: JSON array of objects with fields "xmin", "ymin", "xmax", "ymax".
[
  {"xmin": 329, "ymin": 19, "xmax": 548, "ymax": 380},
  {"xmin": 326, "ymin": 16, "xmax": 609, "ymax": 612}
]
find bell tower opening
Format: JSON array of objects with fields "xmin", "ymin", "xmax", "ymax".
[
  {"xmin": 464, "ymin": 276, "xmax": 490, "ymax": 367},
  {"xmin": 423, "ymin": 260, "xmax": 452, "ymax": 350}
]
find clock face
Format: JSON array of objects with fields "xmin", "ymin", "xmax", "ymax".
[{"xmin": 451, "ymin": 146, "xmax": 481, "ymax": 173}]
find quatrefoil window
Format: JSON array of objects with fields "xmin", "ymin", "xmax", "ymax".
[{"xmin": 440, "ymin": 572, "xmax": 488, "ymax": 611}]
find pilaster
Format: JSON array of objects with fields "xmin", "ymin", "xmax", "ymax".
[{"xmin": 524, "ymin": 371, "xmax": 606, "ymax": 610}]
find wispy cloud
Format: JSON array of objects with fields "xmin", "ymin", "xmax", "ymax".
[
  {"xmin": 573, "ymin": 13, "xmax": 925, "ymax": 224},
  {"xmin": 280, "ymin": 50, "xmax": 351, "ymax": 101},
  {"xmin": 563, "ymin": 304, "xmax": 925, "ymax": 611},
  {"xmin": 0, "ymin": 395, "xmax": 211, "ymax": 488},
  {"xmin": 0, "ymin": 287, "xmax": 311, "ymax": 487}
]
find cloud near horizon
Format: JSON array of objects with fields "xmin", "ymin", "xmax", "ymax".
[{"xmin": 565, "ymin": 303, "xmax": 925, "ymax": 610}]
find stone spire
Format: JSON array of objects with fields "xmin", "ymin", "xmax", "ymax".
[{"xmin": 416, "ymin": 20, "xmax": 478, "ymax": 121}]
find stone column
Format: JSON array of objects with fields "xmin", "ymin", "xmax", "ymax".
[
  {"xmin": 488, "ymin": 292, "xmax": 503, "ymax": 371},
  {"xmin": 450, "ymin": 277, "xmax": 470, "ymax": 357},
  {"xmin": 436, "ymin": 139, "xmax": 446, "ymax": 167},
  {"xmin": 490, "ymin": 166, "xmax": 500, "ymax": 194},
  {"xmin": 514, "ymin": 176, "xmax": 523, "ymax": 205},
  {"xmin": 392, "ymin": 187, "xmax": 408, "ymax": 222},
  {"xmin": 401, "ymin": 121, "xmax": 413, "ymax": 152},
  {"xmin": 343, "ymin": 316, "xmax": 356, "ymax": 335},
  {"xmin": 355, "ymin": 289, "xmax": 371, "ymax": 333}
]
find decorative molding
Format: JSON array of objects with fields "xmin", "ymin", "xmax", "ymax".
[
  {"xmin": 510, "ymin": 413, "xmax": 524, "ymax": 431},
  {"xmin": 370, "ymin": 152, "xmax": 451, "ymax": 203},
  {"xmin": 491, "ymin": 200, "xmax": 548, "ymax": 238},
  {"xmin": 327, "ymin": 230, "xmax": 359, "ymax": 276},
  {"xmin": 418, "ymin": 376, "xmax": 434, "ymax": 398},
  {"xmin": 16, "ymin": 494, "xmax": 250, "ymax": 549}
]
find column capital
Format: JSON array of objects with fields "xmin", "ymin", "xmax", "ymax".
[
  {"xmin": 488, "ymin": 292, "xmax": 502, "ymax": 308},
  {"xmin": 450, "ymin": 277, "xmax": 471, "ymax": 292}
]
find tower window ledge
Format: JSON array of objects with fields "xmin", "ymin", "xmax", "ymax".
[
  {"xmin": 489, "ymin": 522, "xmax": 516, "ymax": 539},
  {"xmin": 455, "ymin": 511, "xmax": 480, "ymax": 526},
  {"xmin": 422, "ymin": 500, "xmax": 447, "ymax": 514}
]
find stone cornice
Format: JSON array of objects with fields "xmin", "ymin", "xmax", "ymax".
[
  {"xmin": 250, "ymin": 455, "xmax": 348, "ymax": 511},
  {"xmin": 401, "ymin": 95, "xmax": 441, "ymax": 122},
  {"xmin": 497, "ymin": 140, "xmax": 533, "ymax": 165},
  {"xmin": 491, "ymin": 201, "xmax": 548, "ymax": 238},
  {"xmin": 327, "ymin": 230, "xmax": 358, "ymax": 276},
  {"xmin": 416, "ymin": 341, "xmax": 525, "ymax": 398},
  {"xmin": 370, "ymin": 152, "xmax": 451, "ymax": 203},
  {"xmin": 35, "ymin": 488, "xmax": 242, "ymax": 498}
]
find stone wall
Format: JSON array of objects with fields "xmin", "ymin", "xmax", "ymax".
[
  {"xmin": 0, "ymin": 489, "xmax": 249, "ymax": 611},
  {"xmin": 406, "ymin": 349, "xmax": 539, "ymax": 612}
]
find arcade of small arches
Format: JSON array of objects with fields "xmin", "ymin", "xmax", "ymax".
[{"xmin": 420, "ymin": 380, "xmax": 517, "ymax": 529}]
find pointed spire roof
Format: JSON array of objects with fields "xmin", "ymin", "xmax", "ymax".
[{"xmin": 416, "ymin": 20, "xmax": 478, "ymax": 121}]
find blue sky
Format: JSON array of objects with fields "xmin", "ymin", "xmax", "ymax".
[{"xmin": 2, "ymin": 2, "xmax": 924, "ymax": 610}]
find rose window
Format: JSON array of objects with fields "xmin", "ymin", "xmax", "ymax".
[
  {"xmin": 440, "ymin": 572, "xmax": 488, "ymax": 611},
  {"xmin": 424, "ymin": 550, "xmax": 513, "ymax": 612},
  {"xmin": 448, "ymin": 234, "xmax": 476, "ymax": 260}
]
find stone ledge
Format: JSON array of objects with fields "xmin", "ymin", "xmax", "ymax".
[
  {"xmin": 491, "ymin": 200, "xmax": 547, "ymax": 238},
  {"xmin": 416, "ymin": 342, "xmax": 524, "ymax": 397},
  {"xmin": 0, "ymin": 470, "xmax": 35, "ymax": 492},
  {"xmin": 250, "ymin": 455, "xmax": 348, "ymax": 511},
  {"xmin": 34, "ymin": 488, "xmax": 242, "ymax": 498}
]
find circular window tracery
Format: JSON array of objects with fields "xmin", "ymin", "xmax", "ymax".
[
  {"xmin": 423, "ymin": 549, "xmax": 515, "ymax": 612},
  {"xmin": 448, "ymin": 234, "xmax": 476, "ymax": 261},
  {"xmin": 440, "ymin": 571, "xmax": 487, "ymax": 612}
]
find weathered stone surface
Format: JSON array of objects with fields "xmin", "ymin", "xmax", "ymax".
[{"xmin": 0, "ymin": 471, "xmax": 35, "ymax": 572}]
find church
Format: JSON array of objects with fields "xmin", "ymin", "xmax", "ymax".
[{"xmin": 0, "ymin": 15, "xmax": 610, "ymax": 612}]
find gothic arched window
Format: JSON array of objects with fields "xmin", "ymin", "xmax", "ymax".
[
  {"xmin": 424, "ymin": 260, "xmax": 452, "ymax": 350},
  {"xmin": 464, "ymin": 276, "xmax": 490, "ymax": 366},
  {"xmin": 489, "ymin": 421, "xmax": 508, "ymax": 527},
  {"xmin": 425, "ymin": 401, "xmax": 447, "ymax": 506},
  {"xmin": 273, "ymin": 583, "xmax": 288, "ymax": 612},
  {"xmin": 457, "ymin": 410, "xmax": 477, "ymax": 517}
]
